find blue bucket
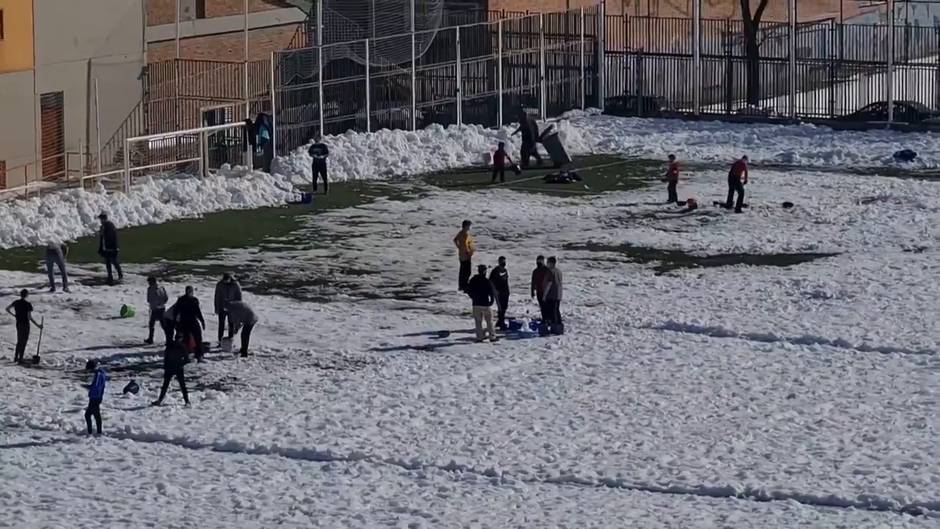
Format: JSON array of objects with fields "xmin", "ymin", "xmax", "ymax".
[
  {"xmin": 507, "ymin": 319, "xmax": 523, "ymax": 332},
  {"xmin": 528, "ymin": 319, "xmax": 542, "ymax": 332},
  {"xmin": 300, "ymin": 192, "xmax": 314, "ymax": 204}
]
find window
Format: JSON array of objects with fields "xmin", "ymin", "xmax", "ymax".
[
  {"xmin": 0, "ymin": 161, "xmax": 6, "ymax": 190},
  {"xmin": 1, "ymin": 10, "xmax": 5, "ymax": 40}
]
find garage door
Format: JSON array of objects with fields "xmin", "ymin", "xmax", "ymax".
[{"xmin": 40, "ymin": 92, "xmax": 65, "ymax": 180}]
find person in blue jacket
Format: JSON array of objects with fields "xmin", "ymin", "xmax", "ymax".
[{"xmin": 85, "ymin": 360, "xmax": 108, "ymax": 435}]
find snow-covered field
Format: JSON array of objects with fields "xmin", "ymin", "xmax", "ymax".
[
  {"xmin": 1, "ymin": 138, "xmax": 939, "ymax": 528},
  {"xmin": 3, "ymin": 111, "xmax": 940, "ymax": 249}
]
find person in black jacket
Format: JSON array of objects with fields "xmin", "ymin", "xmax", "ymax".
[
  {"xmin": 467, "ymin": 265, "xmax": 498, "ymax": 342},
  {"xmin": 174, "ymin": 286, "xmax": 206, "ymax": 361},
  {"xmin": 98, "ymin": 213, "xmax": 123, "ymax": 285},
  {"xmin": 308, "ymin": 135, "xmax": 329, "ymax": 194},
  {"xmin": 512, "ymin": 107, "xmax": 542, "ymax": 169},
  {"xmin": 489, "ymin": 256, "xmax": 510, "ymax": 330},
  {"xmin": 151, "ymin": 337, "xmax": 190, "ymax": 406}
]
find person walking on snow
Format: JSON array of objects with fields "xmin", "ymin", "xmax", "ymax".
[
  {"xmin": 489, "ymin": 256, "xmax": 510, "ymax": 330},
  {"xmin": 467, "ymin": 265, "xmax": 498, "ymax": 342},
  {"xmin": 214, "ymin": 273, "xmax": 242, "ymax": 347},
  {"xmin": 664, "ymin": 154, "xmax": 680, "ymax": 204},
  {"xmin": 512, "ymin": 108, "xmax": 542, "ymax": 169},
  {"xmin": 543, "ymin": 256, "xmax": 564, "ymax": 333},
  {"xmin": 225, "ymin": 300, "xmax": 258, "ymax": 357},
  {"xmin": 530, "ymin": 255, "xmax": 551, "ymax": 322},
  {"xmin": 6, "ymin": 289, "xmax": 42, "ymax": 364},
  {"xmin": 152, "ymin": 337, "xmax": 190, "ymax": 407},
  {"xmin": 98, "ymin": 213, "xmax": 123, "ymax": 285},
  {"xmin": 145, "ymin": 276, "xmax": 170, "ymax": 345},
  {"xmin": 308, "ymin": 135, "xmax": 329, "ymax": 194},
  {"xmin": 84, "ymin": 360, "xmax": 108, "ymax": 435},
  {"xmin": 491, "ymin": 142, "xmax": 515, "ymax": 184},
  {"xmin": 174, "ymin": 286, "xmax": 206, "ymax": 361},
  {"xmin": 44, "ymin": 241, "xmax": 69, "ymax": 292},
  {"xmin": 725, "ymin": 155, "xmax": 749, "ymax": 213},
  {"xmin": 453, "ymin": 220, "xmax": 476, "ymax": 293}
]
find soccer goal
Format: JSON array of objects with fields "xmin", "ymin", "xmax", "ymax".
[{"xmin": 122, "ymin": 121, "xmax": 250, "ymax": 192}]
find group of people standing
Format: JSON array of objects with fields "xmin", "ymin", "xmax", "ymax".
[
  {"xmin": 663, "ymin": 155, "xmax": 750, "ymax": 214},
  {"xmin": 454, "ymin": 220, "xmax": 564, "ymax": 342}
]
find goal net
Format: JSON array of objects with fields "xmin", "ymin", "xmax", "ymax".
[{"xmin": 322, "ymin": 0, "xmax": 444, "ymax": 66}]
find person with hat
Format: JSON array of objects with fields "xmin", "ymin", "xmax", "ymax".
[
  {"xmin": 213, "ymin": 273, "xmax": 242, "ymax": 347},
  {"xmin": 725, "ymin": 156, "xmax": 749, "ymax": 213},
  {"xmin": 489, "ymin": 256, "xmax": 510, "ymax": 330},
  {"xmin": 97, "ymin": 213, "xmax": 123, "ymax": 285},
  {"xmin": 6, "ymin": 289, "xmax": 42, "ymax": 364},
  {"xmin": 467, "ymin": 264, "xmax": 498, "ymax": 343},
  {"xmin": 308, "ymin": 134, "xmax": 329, "ymax": 194}
]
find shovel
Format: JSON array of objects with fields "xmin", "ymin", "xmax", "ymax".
[{"xmin": 32, "ymin": 316, "xmax": 44, "ymax": 365}]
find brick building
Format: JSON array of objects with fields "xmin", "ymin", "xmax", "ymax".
[{"xmin": 145, "ymin": 0, "xmax": 306, "ymax": 62}]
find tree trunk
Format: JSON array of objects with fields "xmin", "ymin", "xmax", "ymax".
[{"xmin": 744, "ymin": 32, "xmax": 761, "ymax": 106}]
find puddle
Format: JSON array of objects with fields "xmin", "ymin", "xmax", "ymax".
[{"xmin": 566, "ymin": 242, "xmax": 838, "ymax": 274}]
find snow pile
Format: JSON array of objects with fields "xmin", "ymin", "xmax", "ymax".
[{"xmin": 0, "ymin": 166, "xmax": 295, "ymax": 249}]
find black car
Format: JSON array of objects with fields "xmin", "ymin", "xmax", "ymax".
[
  {"xmin": 840, "ymin": 101, "xmax": 940, "ymax": 123},
  {"xmin": 603, "ymin": 95, "xmax": 666, "ymax": 117}
]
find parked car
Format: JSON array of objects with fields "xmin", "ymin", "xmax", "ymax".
[
  {"xmin": 603, "ymin": 95, "xmax": 666, "ymax": 117},
  {"xmin": 839, "ymin": 101, "xmax": 940, "ymax": 123}
]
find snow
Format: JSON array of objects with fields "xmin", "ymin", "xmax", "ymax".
[
  {"xmin": 3, "ymin": 112, "xmax": 940, "ymax": 250},
  {"xmin": 1, "ymin": 145, "xmax": 939, "ymax": 526}
]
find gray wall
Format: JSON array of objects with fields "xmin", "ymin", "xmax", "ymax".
[
  {"xmin": 0, "ymin": 71, "xmax": 39, "ymax": 187},
  {"xmin": 33, "ymin": 0, "xmax": 145, "ymax": 173}
]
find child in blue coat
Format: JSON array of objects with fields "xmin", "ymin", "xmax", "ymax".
[{"xmin": 85, "ymin": 360, "xmax": 108, "ymax": 435}]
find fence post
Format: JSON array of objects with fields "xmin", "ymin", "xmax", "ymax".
[
  {"xmin": 580, "ymin": 7, "xmax": 586, "ymax": 110},
  {"xmin": 456, "ymin": 26, "xmax": 463, "ymax": 125},
  {"xmin": 598, "ymin": 2, "xmax": 606, "ymax": 112},
  {"xmin": 692, "ymin": 0, "xmax": 701, "ymax": 115},
  {"xmin": 270, "ymin": 51, "xmax": 277, "ymax": 155},
  {"xmin": 365, "ymin": 39, "xmax": 371, "ymax": 133},
  {"xmin": 497, "ymin": 18, "xmax": 504, "ymax": 125},
  {"xmin": 78, "ymin": 140, "xmax": 84, "ymax": 186},
  {"xmin": 199, "ymin": 130, "xmax": 207, "ymax": 178},
  {"xmin": 788, "ymin": 0, "xmax": 797, "ymax": 119},
  {"xmin": 539, "ymin": 13, "xmax": 547, "ymax": 118},
  {"xmin": 122, "ymin": 138, "xmax": 131, "ymax": 193},
  {"xmin": 94, "ymin": 78, "xmax": 102, "ymax": 173},
  {"xmin": 887, "ymin": 0, "xmax": 895, "ymax": 125},
  {"xmin": 316, "ymin": 0, "xmax": 325, "ymax": 136},
  {"xmin": 411, "ymin": 32, "xmax": 418, "ymax": 130}
]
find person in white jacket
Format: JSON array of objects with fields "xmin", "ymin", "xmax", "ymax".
[
  {"xmin": 225, "ymin": 300, "xmax": 258, "ymax": 358},
  {"xmin": 145, "ymin": 277, "xmax": 170, "ymax": 345}
]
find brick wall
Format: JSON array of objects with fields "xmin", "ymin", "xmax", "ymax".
[
  {"xmin": 147, "ymin": 24, "xmax": 297, "ymax": 62},
  {"xmin": 148, "ymin": 0, "xmax": 294, "ymax": 26}
]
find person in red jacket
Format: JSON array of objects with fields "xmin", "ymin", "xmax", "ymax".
[
  {"xmin": 491, "ymin": 142, "xmax": 514, "ymax": 184},
  {"xmin": 664, "ymin": 154, "xmax": 680, "ymax": 203},
  {"xmin": 725, "ymin": 155, "xmax": 749, "ymax": 213}
]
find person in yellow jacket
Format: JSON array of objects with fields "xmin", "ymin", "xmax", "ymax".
[{"xmin": 453, "ymin": 220, "xmax": 476, "ymax": 292}]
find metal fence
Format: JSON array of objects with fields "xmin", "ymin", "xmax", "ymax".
[
  {"xmin": 605, "ymin": 6, "xmax": 940, "ymax": 121},
  {"xmin": 272, "ymin": 6, "xmax": 601, "ymax": 155}
]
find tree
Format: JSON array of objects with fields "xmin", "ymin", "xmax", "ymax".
[{"xmin": 740, "ymin": 0, "xmax": 771, "ymax": 106}]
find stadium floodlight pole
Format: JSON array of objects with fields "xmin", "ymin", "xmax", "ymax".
[
  {"xmin": 498, "ymin": 18, "xmax": 504, "ymax": 124},
  {"xmin": 539, "ymin": 13, "xmax": 546, "ymax": 119},
  {"xmin": 887, "ymin": 0, "xmax": 895, "ymax": 125},
  {"xmin": 365, "ymin": 39, "xmax": 371, "ymax": 133},
  {"xmin": 692, "ymin": 0, "xmax": 701, "ymax": 115},
  {"xmin": 317, "ymin": 0, "xmax": 325, "ymax": 136},
  {"xmin": 580, "ymin": 7, "xmax": 586, "ymax": 110},
  {"xmin": 456, "ymin": 26, "xmax": 463, "ymax": 125},
  {"xmin": 787, "ymin": 0, "xmax": 796, "ymax": 120}
]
